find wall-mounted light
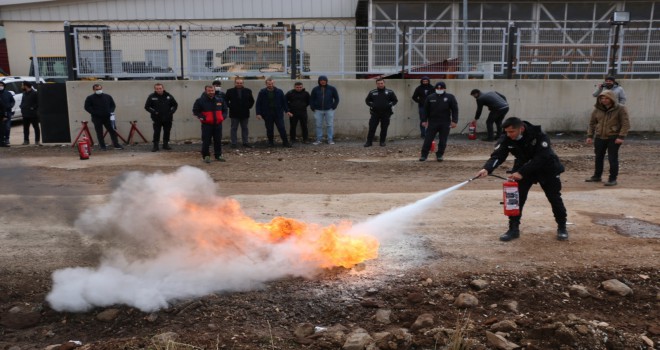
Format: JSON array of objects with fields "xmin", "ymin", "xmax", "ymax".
[
  {"xmin": 94, "ymin": 34, "xmax": 102, "ymax": 39},
  {"xmin": 82, "ymin": 35, "xmax": 90, "ymax": 39},
  {"xmin": 166, "ymin": 34, "xmax": 172, "ymax": 39}
]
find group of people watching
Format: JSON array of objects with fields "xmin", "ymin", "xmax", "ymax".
[{"xmin": 0, "ymin": 81, "xmax": 40, "ymax": 147}]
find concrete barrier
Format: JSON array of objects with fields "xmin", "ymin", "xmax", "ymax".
[{"xmin": 66, "ymin": 79, "xmax": 659, "ymax": 143}]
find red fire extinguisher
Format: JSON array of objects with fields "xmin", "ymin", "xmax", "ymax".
[
  {"xmin": 467, "ymin": 121, "xmax": 477, "ymax": 140},
  {"xmin": 502, "ymin": 179, "xmax": 520, "ymax": 216},
  {"xmin": 78, "ymin": 135, "xmax": 90, "ymax": 160}
]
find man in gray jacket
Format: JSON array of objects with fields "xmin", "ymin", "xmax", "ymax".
[{"xmin": 471, "ymin": 89, "xmax": 509, "ymax": 141}]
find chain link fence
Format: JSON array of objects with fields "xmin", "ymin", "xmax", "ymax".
[{"xmin": 28, "ymin": 24, "xmax": 660, "ymax": 81}]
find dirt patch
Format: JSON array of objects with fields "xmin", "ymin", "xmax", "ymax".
[{"xmin": 0, "ymin": 133, "xmax": 659, "ymax": 349}]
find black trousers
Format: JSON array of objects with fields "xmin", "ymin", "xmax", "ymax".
[
  {"xmin": 421, "ymin": 122, "xmax": 451, "ymax": 157},
  {"xmin": 289, "ymin": 111, "xmax": 309, "ymax": 142},
  {"xmin": 230, "ymin": 117, "xmax": 250, "ymax": 145},
  {"xmin": 510, "ymin": 174, "xmax": 567, "ymax": 227},
  {"xmin": 22, "ymin": 117, "xmax": 41, "ymax": 143},
  {"xmin": 366, "ymin": 114, "xmax": 391, "ymax": 143},
  {"xmin": 485, "ymin": 107, "xmax": 509, "ymax": 140},
  {"xmin": 201, "ymin": 123, "xmax": 222, "ymax": 157},
  {"xmin": 0, "ymin": 116, "xmax": 6, "ymax": 145},
  {"xmin": 593, "ymin": 137, "xmax": 621, "ymax": 181},
  {"xmin": 91, "ymin": 116, "xmax": 120, "ymax": 148},
  {"xmin": 262, "ymin": 113, "xmax": 288, "ymax": 144},
  {"xmin": 152, "ymin": 119, "xmax": 172, "ymax": 144}
]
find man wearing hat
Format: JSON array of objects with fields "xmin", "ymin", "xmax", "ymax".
[
  {"xmin": 419, "ymin": 81, "xmax": 458, "ymax": 162},
  {"xmin": 0, "ymin": 81, "xmax": 14, "ymax": 146},
  {"xmin": 592, "ymin": 76, "xmax": 626, "ymax": 105}
]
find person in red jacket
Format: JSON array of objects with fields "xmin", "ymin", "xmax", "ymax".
[{"xmin": 193, "ymin": 85, "xmax": 227, "ymax": 163}]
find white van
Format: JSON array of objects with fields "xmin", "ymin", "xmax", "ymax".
[{"xmin": 0, "ymin": 76, "xmax": 46, "ymax": 121}]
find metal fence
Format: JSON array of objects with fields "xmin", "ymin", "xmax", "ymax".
[{"xmin": 28, "ymin": 24, "xmax": 660, "ymax": 81}]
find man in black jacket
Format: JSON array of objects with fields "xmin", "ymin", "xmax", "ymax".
[
  {"xmin": 471, "ymin": 89, "xmax": 509, "ymax": 141},
  {"xmin": 0, "ymin": 81, "xmax": 15, "ymax": 146},
  {"xmin": 225, "ymin": 77, "xmax": 255, "ymax": 148},
  {"xmin": 364, "ymin": 79, "xmax": 398, "ymax": 147},
  {"xmin": 84, "ymin": 84, "xmax": 123, "ymax": 150},
  {"xmin": 411, "ymin": 76, "xmax": 434, "ymax": 138},
  {"xmin": 475, "ymin": 117, "xmax": 568, "ymax": 242},
  {"xmin": 285, "ymin": 82, "xmax": 311, "ymax": 144},
  {"xmin": 419, "ymin": 82, "xmax": 458, "ymax": 162},
  {"xmin": 144, "ymin": 83, "xmax": 178, "ymax": 152},
  {"xmin": 20, "ymin": 82, "xmax": 41, "ymax": 146},
  {"xmin": 193, "ymin": 85, "xmax": 227, "ymax": 163}
]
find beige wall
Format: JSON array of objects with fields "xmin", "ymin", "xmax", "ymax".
[{"xmin": 65, "ymin": 79, "xmax": 658, "ymax": 143}]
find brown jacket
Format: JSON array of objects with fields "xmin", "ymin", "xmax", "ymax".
[{"xmin": 587, "ymin": 90, "xmax": 630, "ymax": 139}]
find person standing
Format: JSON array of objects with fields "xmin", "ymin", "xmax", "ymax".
[
  {"xmin": 285, "ymin": 82, "xmax": 311, "ymax": 144},
  {"xmin": 212, "ymin": 79, "xmax": 226, "ymax": 99},
  {"xmin": 474, "ymin": 117, "xmax": 568, "ymax": 242},
  {"xmin": 411, "ymin": 76, "xmax": 434, "ymax": 138},
  {"xmin": 364, "ymin": 79, "xmax": 398, "ymax": 147},
  {"xmin": 470, "ymin": 89, "xmax": 509, "ymax": 141},
  {"xmin": 592, "ymin": 76, "xmax": 626, "ymax": 105},
  {"xmin": 0, "ymin": 96, "xmax": 6, "ymax": 147},
  {"xmin": 84, "ymin": 84, "xmax": 124, "ymax": 150},
  {"xmin": 255, "ymin": 78, "xmax": 291, "ymax": 148},
  {"xmin": 310, "ymin": 75, "xmax": 339, "ymax": 145},
  {"xmin": 419, "ymin": 82, "xmax": 458, "ymax": 161},
  {"xmin": 0, "ymin": 81, "xmax": 15, "ymax": 146},
  {"xmin": 585, "ymin": 90, "xmax": 631, "ymax": 186},
  {"xmin": 193, "ymin": 85, "xmax": 227, "ymax": 163},
  {"xmin": 20, "ymin": 82, "xmax": 41, "ymax": 146},
  {"xmin": 225, "ymin": 77, "xmax": 255, "ymax": 148},
  {"xmin": 144, "ymin": 83, "xmax": 178, "ymax": 152}
]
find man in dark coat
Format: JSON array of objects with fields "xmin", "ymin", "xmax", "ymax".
[
  {"xmin": 144, "ymin": 83, "xmax": 178, "ymax": 152},
  {"xmin": 475, "ymin": 117, "xmax": 568, "ymax": 242},
  {"xmin": 193, "ymin": 85, "xmax": 227, "ymax": 163},
  {"xmin": 255, "ymin": 78, "xmax": 290, "ymax": 148},
  {"xmin": 411, "ymin": 76, "xmax": 434, "ymax": 138},
  {"xmin": 470, "ymin": 89, "xmax": 509, "ymax": 141},
  {"xmin": 0, "ymin": 81, "xmax": 15, "ymax": 146},
  {"xmin": 285, "ymin": 82, "xmax": 311, "ymax": 144},
  {"xmin": 84, "ymin": 84, "xmax": 123, "ymax": 150},
  {"xmin": 419, "ymin": 82, "xmax": 458, "ymax": 161},
  {"xmin": 20, "ymin": 82, "xmax": 41, "ymax": 145},
  {"xmin": 364, "ymin": 78, "xmax": 398, "ymax": 147},
  {"xmin": 225, "ymin": 77, "xmax": 255, "ymax": 148}
]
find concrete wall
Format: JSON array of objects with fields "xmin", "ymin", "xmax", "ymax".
[{"xmin": 65, "ymin": 79, "xmax": 660, "ymax": 143}]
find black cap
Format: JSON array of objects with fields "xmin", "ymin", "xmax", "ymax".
[{"xmin": 435, "ymin": 82, "xmax": 446, "ymax": 89}]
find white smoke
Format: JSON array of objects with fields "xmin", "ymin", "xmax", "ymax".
[{"xmin": 47, "ymin": 166, "xmax": 467, "ymax": 312}]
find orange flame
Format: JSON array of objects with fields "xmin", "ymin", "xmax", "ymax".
[{"xmin": 168, "ymin": 197, "xmax": 379, "ymax": 269}]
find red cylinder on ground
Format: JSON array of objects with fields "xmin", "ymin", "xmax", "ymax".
[
  {"xmin": 468, "ymin": 121, "xmax": 477, "ymax": 140},
  {"xmin": 78, "ymin": 136, "xmax": 90, "ymax": 160},
  {"xmin": 502, "ymin": 180, "xmax": 520, "ymax": 216}
]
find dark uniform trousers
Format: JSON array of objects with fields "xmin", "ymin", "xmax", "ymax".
[
  {"xmin": 512, "ymin": 173, "xmax": 567, "ymax": 227},
  {"xmin": 421, "ymin": 122, "xmax": 451, "ymax": 157},
  {"xmin": 366, "ymin": 114, "xmax": 390, "ymax": 143},
  {"xmin": 201, "ymin": 123, "xmax": 222, "ymax": 157}
]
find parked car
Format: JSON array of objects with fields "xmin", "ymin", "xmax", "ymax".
[{"xmin": 0, "ymin": 76, "xmax": 45, "ymax": 121}]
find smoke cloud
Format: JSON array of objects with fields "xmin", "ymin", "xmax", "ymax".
[{"xmin": 47, "ymin": 166, "xmax": 466, "ymax": 312}]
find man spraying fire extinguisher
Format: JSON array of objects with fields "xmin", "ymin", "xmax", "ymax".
[{"xmin": 474, "ymin": 117, "xmax": 569, "ymax": 242}]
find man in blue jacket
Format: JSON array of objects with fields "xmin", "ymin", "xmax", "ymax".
[
  {"xmin": 310, "ymin": 75, "xmax": 339, "ymax": 145},
  {"xmin": 255, "ymin": 78, "xmax": 291, "ymax": 148}
]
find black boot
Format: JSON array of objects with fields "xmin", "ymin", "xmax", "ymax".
[
  {"xmin": 557, "ymin": 224, "xmax": 569, "ymax": 241},
  {"xmin": 162, "ymin": 143, "xmax": 172, "ymax": 150},
  {"xmin": 151, "ymin": 143, "xmax": 159, "ymax": 152},
  {"xmin": 499, "ymin": 221, "xmax": 520, "ymax": 241}
]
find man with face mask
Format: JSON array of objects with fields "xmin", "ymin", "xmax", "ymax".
[
  {"xmin": 212, "ymin": 79, "xmax": 226, "ymax": 100},
  {"xmin": 592, "ymin": 76, "xmax": 626, "ymax": 105},
  {"xmin": 419, "ymin": 82, "xmax": 458, "ymax": 161},
  {"xmin": 0, "ymin": 81, "xmax": 13, "ymax": 147},
  {"xmin": 84, "ymin": 84, "xmax": 124, "ymax": 150},
  {"xmin": 474, "ymin": 117, "xmax": 568, "ymax": 242}
]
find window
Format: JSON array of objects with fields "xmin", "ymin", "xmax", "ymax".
[
  {"xmin": 145, "ymin": 50, "xmax": 168, "ymax": 69},
  {"xmin": 79, "ymin": 50, "xmax": 123, "ymax": 74}
]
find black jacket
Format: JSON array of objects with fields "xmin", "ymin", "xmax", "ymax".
[
  {"xmin": 365, "ymin": 88, "xmax": 398, "ymax": 116},
  {"xmin": 483, "ymin": 121, "xmax": 564, "ymax": 179},
  {"xmin": 411, "ymin": 81, "xmax": 434, "ymax": 107},
  {"xmin": 193, "ymin": 92, "xmax": 227, "ymax": 125},
  {"xmin": 423, "ymin": 92, "xmax": 459, "ymax": 125},
  {"xmin": 144, "ymin": 91, "xmax": 178, "ymax": 122},
  {"xmin": 225, "ymin": 87, "xmax": 255, "ymax": 119},
  {"xmin": 474, "ymin": 91, "xmax": 508, "ymax": 119},
  {"xmin": 285, "ymin": 89, "xmax": 310, "ymax": 114},
  {"xmin": 20, "ymin": 89, "xmax": 39, "ymax": 119},
  {"xmin": 0, "ymin": 89, "xmax": 15, "ymax": 116},
  {"xmin": 84, "ymin": 93, "xmax": 116, "ymax": 119}
]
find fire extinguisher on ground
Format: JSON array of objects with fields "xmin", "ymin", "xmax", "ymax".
[
  {"xmin": 468, "ymin": 121, "xmax": 478, "ymax": 140},
  {"xmin": 78, "ymin": 135, "xmax": 91, "ymax": 160},
  {"xmin": 502, "ymin": 179, "xmax": 520, "ymax": 216}
]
